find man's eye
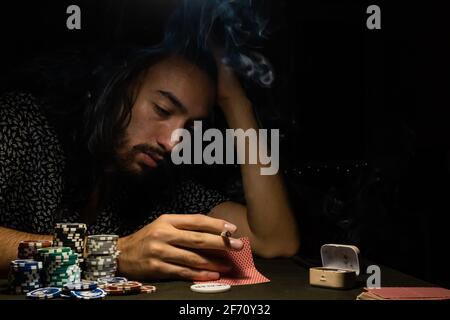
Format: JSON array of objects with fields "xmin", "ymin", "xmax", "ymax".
[{"xmin": 154, "ymin": 104, "xmax": 171, "ymax": 117}]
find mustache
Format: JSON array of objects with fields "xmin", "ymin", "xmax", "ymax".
[{"xmin": 132, "ymin": 144, "xmax": 166, "ymax": 160}]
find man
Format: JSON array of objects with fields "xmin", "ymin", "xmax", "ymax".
[{"xmin": 0, "ymin": 45, "xmax": 299, "ymax": 281}]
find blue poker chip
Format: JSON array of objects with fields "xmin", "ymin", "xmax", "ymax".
[
  {"xmin": 26, "ymin": 287, "xmax": 62, "ymax": 299},
  {"xmin": 71, "ymin": 288, "xmax": 106, "ymax": 300},
  {"xmin": 11, "ymin": 259, "xmax": 43, "ymax": 270}
]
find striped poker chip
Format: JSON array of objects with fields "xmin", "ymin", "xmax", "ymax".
[
  {"xmin": 45, "ymin": 260, "xmax": 78, "ymax": 267},
  {"xmin": 87, "ymin": 239, "xmax": 116, "ymax": 244},
  {"xmin": 84, "ymin": 270, "xmax": 110, "ymax": 277},
  {"xmin": 86, "ymin": 254, "xmax": 116, "ymax": 261},
  {"xmin": 87, "ymin": 251, "xmax": 117, "ymax": 256},
  {"xmin": 11, "ymin": 260, "xmax": 43, "ymax": 270},
  {"xmin": 85, "ymin": 265, "xmax": 116, "ymax": 272},
  {"xmin": 87, "ymin": 235, "xmax": 118, "ymax": 241},
  {"xmin": 87, "ymin": 239, "xmax": 117, "ymax": 244},
  {"xmin": 64, "ymin": 281, "xmax": 97, "ymax": 291},
  {"xmin": 107, "ymin": 281, "xmax": 142, "ymax": 293},
  {"xmin": 45, "ymin": 260, "xmax": 79, "ymax": 268},
  {"xmin": 140, "ymin": 285, "xmax": 157, "ymax": 293},
  {"xmin": 37, "ymin": 246, "xmax": 72, "ymax": 255},
  {"xmin": 87, "ymin": 246, "xmax": 117, "ymax": 251},
  {"xmin": 26, "ymin": 287, "xmax": 61, "ymax": 299},
  {"xmin": 105, "ymin": 282, "xmax": 141, "ymax": 295},
  {"xmin": 47, "ymin": 260, "xmax": 79, "ymax": 267},
  {"xmin": 97, "ymin": 276, "xmax": 127, "ymax": 285},
  {"xmin": 46, "ymin": 273, "xmax": 81, "ymax": 282},
  {"xmin": 47, "ymin": 270, "xmax": 80, "ymax": 279},
  {"xmin": 46, "ymin": 266, "xmax": 78, "ymax": 275},
  {"xmin": 45, "ymin": 253, "xmax": 79, "ymax": 260},
  {"xmin": 84, "ymin": 274, "xmax": 114, "ymax": 280},
  {"xmin": 54, "ymin": 241, "xmax": 84, "ymax": 246},
  {"xmin": 87, "ymin": 244, "xmax": 117, "ymax": 251},
  {"xmin": 46, "ymin": 269, "xmax": 80, "ymax": 278},
  {"xmin": 87, "ymin": 245, "xmax": 117, "ymax": 250},
  {"xmin": 54, "ymin": 235, "xmax": 84, "ymax": 240},
  {"xmin": 45, "ymin": 253, "xmax": 78, "ymax": 259},
  {"xmin": 85, "ymin": 275, "xmax": 112, "ymax": 282},
  {"xmin": 71, "ymin": 288, "xmax": 106, "ymax": 300},
  {"xmin": 87, "ymin": 246, "xmax": 117, "ymax": 252},
  {"xmin": 85, "ymin": 259, "xmax": 115, "ymax": 266},
  {"xmin": 87, "ymin": 265, "xmax": 117, "ymax": 272},
  {"xmin": 18, "ymin": 240, "xmax": 53, "ymax": 248}
]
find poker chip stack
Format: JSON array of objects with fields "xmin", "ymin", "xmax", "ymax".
[
  {"xmin": 36, "ymin": 247, "xmax": 81, "ymax": 287},
  {"xmin": 103, "ymin": 281, "xmax": 143, "ymax": 296},
  {"xmin": 84, "ymin": 235, "xmax": 120, "ymax": 280},
  {"xmin": 17, "ymin": 240, "xmax": 52, "ymax": 259},
  {"xmin": 53, "ymin": 223, "xmax": 87, "ymax": 263},
  {"xmin": 8, "ymin": 259, "xmax": 44, "ymax": 294}
]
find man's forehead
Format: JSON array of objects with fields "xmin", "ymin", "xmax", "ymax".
[{"xmin": 143, "ymin": 57, "xmax": 215, "ymax": 114}]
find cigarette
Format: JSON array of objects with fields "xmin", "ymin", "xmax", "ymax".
[
  {"xmin": 220, "ymin": 230, "xmax": 232, "ymax": 238},
  {"xmin": 221, "ymin": 231, "xmax": 232, "ymax": 247}
]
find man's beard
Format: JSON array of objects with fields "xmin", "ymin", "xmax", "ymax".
[{"xmin": 112, "ymin": 139, "xmax": 176, "ymax": 188}]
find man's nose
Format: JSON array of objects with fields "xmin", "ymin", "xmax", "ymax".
[{"xmin": 157, "ymin": 122, "xmax": 185, "ymax": 154}]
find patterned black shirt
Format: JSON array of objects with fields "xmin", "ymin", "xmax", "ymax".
[{"xmin": 0, "ymin": 92, "xmax": 228, "ymax": 236}]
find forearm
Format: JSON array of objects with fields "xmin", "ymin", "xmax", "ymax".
[
  {"xmin": 222, "ymin": 101, "xmax": 300, "ymax": 257},
  {"xmin": 0, "ymin": 226, "xmax": 52, "ymax": 277}
]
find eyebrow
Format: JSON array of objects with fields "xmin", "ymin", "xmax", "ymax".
[{"xmin": 157, "ymin": 90, "xmax": 187, "ymax": 113}]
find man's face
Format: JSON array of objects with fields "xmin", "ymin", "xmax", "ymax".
[{"xmin": 115, "ymin": 55, "xmax": 215, "ymax": 177}]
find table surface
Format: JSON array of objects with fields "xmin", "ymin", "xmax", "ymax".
[{"xmin": 0, "ymin": 257, "xmax": 433, "ymax": 300}]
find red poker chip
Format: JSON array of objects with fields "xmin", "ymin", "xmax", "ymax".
[
  {"xmin": 19, "ymin": 240, "xmax": 53, "ymax": 248},
  {"xmin": 105, "ymin": 281, "xmax": 142, "ymax": 295},
  {"xmin": 140, "ymin": 285, "xmax": 157, "ymax": 293},
  {"xmin": 111, "ymin": 281, "xmax": 142, "ymax": 289}
]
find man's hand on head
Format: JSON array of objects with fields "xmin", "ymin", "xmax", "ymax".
[
  {"xmin": 116, "ymin": 214, "xmax": 243, "ymax": 281},
  {"xmin": 212, "ymin": 48, "xmax": 251, "ymax": 113}
]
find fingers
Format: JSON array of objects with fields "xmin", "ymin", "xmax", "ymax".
[
  {"xmin": 157, "ymin": 261, "xmax": 221, "ymax": 281},
  {"xmin": 158, "ymin": 243, "xmax": 232, "ymax": 273},
  {"xmin": 170, "ymin": 229, "xmax": 244, "ymax": 251},
  {"xmin": 164, "ymin": 214, "xmax": 237, "ymax": 234}
]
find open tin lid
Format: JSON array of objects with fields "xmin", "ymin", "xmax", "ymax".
[{"xmin": 320, "ymin": 244, "xmax": 361, "ymax": 276}]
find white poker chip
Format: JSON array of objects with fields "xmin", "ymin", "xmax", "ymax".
[{"xmin": 190, "ymin": 283, "xmax": 231, "ymax": 293}]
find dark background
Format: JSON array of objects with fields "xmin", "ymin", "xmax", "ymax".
[{"xmin": 0, "ymin": 0, "xmax": 448, "ymax": 287}]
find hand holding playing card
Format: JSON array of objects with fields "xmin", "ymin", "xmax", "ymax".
[{"xmin": 195, "ymin": 237, "xmax": 270, "ymax": 286}]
